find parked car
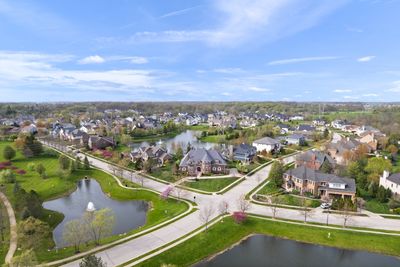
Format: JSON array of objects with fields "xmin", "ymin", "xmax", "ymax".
[{"xmin": 320, "ymin": 203, "xmax": 331, "ymax": 209}]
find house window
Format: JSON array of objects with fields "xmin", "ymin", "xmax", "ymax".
[
  {"xmin": 212, "ymin": 167, "xmax": 216, "ymax": 171},
  {"xmin": 218, "ymin": 167, "xmax": 221, "ymax": 171}
]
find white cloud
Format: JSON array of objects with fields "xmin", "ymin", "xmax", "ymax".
[
  {"xmin": 343, "ymin": 95, "xmax": 359, "ymax": 99},
  {"xmin": 110, "ymin": 0, "xmax": 347, "ymax": 47},
  {"xmin": 221, "ymin": 92, "xmax": 232, "ymax": 96},
  {"xmin": 334, "ymin": 89, "xmax": 352, "ymax": 93},
  {"xmin": 247, "ymin": 86, "xmax": 270, "ymax": 92},
  {"xmin": 268, "ymin": 56, "xmax": 338, "ymax": 65},
  {"xmin": 213, "ymin": 68, "xmax": 242, "ymax": 74},
  {"xmin": 130, "ymin": 56, "xmax": 148, "ymax": 64},
  {"xmin": 357, "ymin": 56, "xmax": 375, "ymax": 62},
  {"xmin": 78, "ymin": 55, "xmax": 105, "ymax": 64}
]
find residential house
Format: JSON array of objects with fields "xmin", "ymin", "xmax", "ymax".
[
  {"xmin": 284, "ymin": 166, "xmax": 356, "ymax": 200},
  {"xmin": 252, "ymin": 137, "xmax": 281, "ymax": 153},
  {"xmin": 130, "ymin": 145, "xmax": 172, "ymax": 166},
  {"xmin": 179, "ymin": 148, "xmax": 228, "ymax": 176},
  {"xmin": 88, "ymin": 136, "xmax": 116, "ymax": 150},
  {"xmin": 275, "ymin": 123, "xmax": 292, "ymax": 134},
  {"xmin": 296, "ymin": 124, "xmax": 316, "ymax": 132},
  {"xmin": 295, "ymin": 150, "xmax": 335, "ymax": 170},
  {"xmin": 356, "ymin": 132, "xmax": 380, "ymax": 152},
  {"xmin": 313, "ymin": 119, "xmax": 326, "ymax": 126},
  {"xmin": 289, "ymin": 114, "xmax": 304, "ymax": 121},
  {"xmin": 326, "ymin": 136, "xmax": 369, "ymax": 165},
  {"xmin": 20, "ymin": 124, "xmax": 38, "ymax": 135},
  {"xmin": 331, "ymin": 120, "xmax": 349, "ymax": 130},
  {"xmin": 379, "ymin": 171, "xmax": 400, "ymax": 195},
  {"xmin": 233, "ymin": 144, "xmax": 257, "ymax": 164},
  {"xmin": 285, "ymin": 134, "xmax": 306, "ymax": 146}
]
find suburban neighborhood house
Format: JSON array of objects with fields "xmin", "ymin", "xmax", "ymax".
[
  {"xmin": 380, "ymin": 171, "xmax": 400, "ymax": 195},
  {"xmin": 88, "ymin": 136, "xmax": 116, "ymax": 150},
  {"xmin": 252, "ymin": 137, "xmax": 281, "ymax": 153},
  {"xmin": 283, "ymin": 166, "xmax": 356, "ymax": 200},
  {"xmin": 179, "ymin": 148, "xmax": 228, "ymax": 176},
  {"xmin": 130, "ymin": 145, "xmax": 172, "ymax": 167},
  {"xmin": 295, "ymin": 150, "xmax": 335, "ymax": 171},
  {"xmin": 233, "ymin": 143, "xmax": 257, "ymax": 164}
]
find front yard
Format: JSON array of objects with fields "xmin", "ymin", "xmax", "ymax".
[{"xmin": 182, "ymin": 177, "xmax": 239, "ymax": 192}]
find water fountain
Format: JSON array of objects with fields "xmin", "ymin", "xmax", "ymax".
[{"xmin": 86, "ymin": 201, "xmax": 96, "ymax": 212}]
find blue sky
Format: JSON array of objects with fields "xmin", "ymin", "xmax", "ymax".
[{"xmin": 0, "ymin": 0, "xmax": 400, "ymax": 102}]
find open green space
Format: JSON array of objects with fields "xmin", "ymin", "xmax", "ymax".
[
  {"xmin": 137, "ymin": 216, "xmax": 400, "ymax": 267},
  {"xmin": 183, "ymin": 178, "xmax": 239, "ymax": 192},
  {"xmin": 0, "ymin": 141, "xmax": 189, "ymax": 263},
  {"xmin": 0, "ymin": 200, "xmax": 10, "ymax": 264},
  {"xmin": 365, "ymin": 199, "xmax": 391, "ymax": 214},
  {"xmin": 150, "ymin": 163, "xmax": 181, "ymax": 182}
]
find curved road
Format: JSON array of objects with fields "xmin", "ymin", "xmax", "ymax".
[
  {"xmin": 39, "ymin": 142, "xmax": 400, "ymax": 267},
  {"xmin": 0, "ymin": 191, "xmax": 17, "ymax": 264}
]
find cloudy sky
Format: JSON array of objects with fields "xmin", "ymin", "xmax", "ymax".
[{"xmin": 0, "ymin": 0, "xmax": 399, "ymax": 102}]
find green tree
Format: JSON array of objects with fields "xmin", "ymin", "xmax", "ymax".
[
  {"xmin": 320, "ymin": 160, "xmax": 333, "ymax": 174},
  {"xmin": 0, "ymin": 169, "xmax": 16, "ymax": 184},
  {"xmin": 35, "ymin": 163, "xmax": 47, "ymax": 179},
  {"xmin": 3, "ymin": 145, "xmax": 16, "ymax": 161},
  {"xmin": 18, "ymin": 217, "xmax": 50, "ymax": 249},
  {"xmin": 323, "ymin": 128, "xmax": 329, "ymax": 139},
  {"xmin": 268, "ymin": 161, "xmax": 284, "ymax": 187},
  {"xmin": 9, "ymin": 249, "xmax": 38, "ymax": 267},
  {"xmin": 59, "ymin": 155, "xmax": 70, "ymax": 170},
  {"xmin": 83, "ymin": 208, "xmax": 115, "ymax": 245},
  {"xmin": 365, "ymin": 157, "xmax": 392, "ymax": 182},
  {"xmin": 76, "ymin": 157, "xmax": 82, "ymax": 169},
  {"xmin": 63, "ymin": 219, "xmax": 88, "ymax": 253},
  {"xmin": 84, "ymin": 156, "xmax": 90, "ymax": 170},
  {"xmin": 79, "ymin": 255, "xmax": 107, "ymax": 267},
  {"xmin": 175, "ymin": 146, "xmax": 183, "ymax": 160}
]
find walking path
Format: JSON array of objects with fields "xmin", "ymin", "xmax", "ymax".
[
  {"xmin": 39, "ymin": 141, "xmax": 400, "ymax": 267},
  {"xmin": 0, "ymin": 191, "xmax": 17, "ymax": 264}
]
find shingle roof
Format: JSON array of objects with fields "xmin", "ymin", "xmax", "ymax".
[
  {"xmin": 179, "ymin": 148, "xmax": 226, "ymax": 167},
  {"xmin": 296, "ymin": 150, "xmax": 335, "ymax": 165},
  {"xmin": 387, "ymin": 173, "xmax": 400, "ymax": 185},
  {"xmin": 253, "ymin": 137, "xmax": 280, "ymax": 145}
]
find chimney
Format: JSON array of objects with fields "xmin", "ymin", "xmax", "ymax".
[{"xmin": 383, "ymin": 170, "xmax": 390, "ymax": 180}]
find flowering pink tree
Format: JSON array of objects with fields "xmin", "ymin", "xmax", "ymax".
[
  {"xmin": 160, "ymin": 186, "xmax": 174, "ymax": 200},
  {"xmin": 102, "ymin": 150, "xmax": 113, "ymax": 159},
  {"xmin": 232, "ymin": 211, "xmax": 247, "ymax": 224},
  {"xmin": 16, "ymin": 169, "xmax": 26, "ymax": 175}
]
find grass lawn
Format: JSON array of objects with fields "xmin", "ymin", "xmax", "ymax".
[
  {"xmin": 0, "ymin": 200, "xmax": 10, "ymax": 264},
  {"xmin": 365, "ymin": 199, "xmax": 391, "ymax": 214},
  {"xmin": 0, "ymin": 141, "xmax": 189, "ymax": 263},
  {"xmin": 183, "ymin": 178, "xmax": 239, "ymax": 192},
  {"xmin": 199, "ymin": 134, "xmax": 226, "ymax": 143},
  {"xmin": 137, "ymin": 216, "xmax": 400, "ymax": 267},
  {"xmin": 150, "ymin": 163, "xmax": 182, "ymax": 182},
  {"xmin": 257, "ymin": 182, "xmax": 282, "ymax": 195}
]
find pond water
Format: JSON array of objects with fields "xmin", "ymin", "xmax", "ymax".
[
  {"xmin": 131, "ymin": 130, "xmax": 231, "ymax": 153},
  {"xmin": 194, "ymin": 235, "xmax": 400, "ymax": 267},
  {"xmin": 43, "ymin": 179, "xmax": 148, "ymax": 247}
]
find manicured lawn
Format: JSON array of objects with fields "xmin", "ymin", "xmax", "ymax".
[
  {"xmin": 137, "ymin": 216, "xmax": 400, "ymax": 267},
  {"xmin": 257, "ymin": 182, "xmax": 282, "ymax": 195},
  {"xmin": 199, "ymin": 134, "xmax": 226, "ymax": 143},
  {"xmin": 183, "ymin": 178, "xmax": 239, "ymax": 192},
  {"xmin": 365, "ymin": 199, "xmax": 391, "ymax": 214},
  {"xmin": 0, "ymin": 141, "xmax": 189, "ymax": 263},
  {"xmin": 150, "ymin": 163, "xmax": 182, "ymax": 182}
]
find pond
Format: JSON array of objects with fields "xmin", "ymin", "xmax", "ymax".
[
  {"xmin": 131, "ymin": 130, "xmax": 231, "ymax": 154},
  {"xmin": 43, "ymin": 179, "xmax": 148, "ymax": 247},
  {"xmin": 194, "ymin": 235, "xmax": 400, "ymax": 267}
]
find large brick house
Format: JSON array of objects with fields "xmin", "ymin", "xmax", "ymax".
[
  {"xmin": 130, "ymin": 145, "xmax": 172, "ymax": 166},
  {"xmin": 295, "ymin": 150, "xmax": 335, "ymax": 170},
  {"xmin": 179, "ymin": 148, "xmax": 228, "ymax": 176},
  {"xmin": 284, "ymin": 166, "xmax": 356, "ymax": 200}
]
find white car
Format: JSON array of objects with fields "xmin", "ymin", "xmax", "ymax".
[{"xmin": 320, "ymin": 203, "xmax": 331, "ymax": 209}]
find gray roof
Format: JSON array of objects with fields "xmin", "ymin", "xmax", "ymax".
[
  {"xmin": 253, "ymin": 137, "xmax": 280, "ymax": 145},
  {"xmin": 387, "ymin": 173, "xmax": 400, "ymax": 185},
  {"xmin": 287, "ymin": 134, "xmax": 305, "ymax": 140},
  {"xmin": 179, "ymin": 148, "xmax": 226, "ymax": 167},
  {"xmin": 296, "ymin": 150, "xmax": 335, "ymax": 165},
  {"xmin": 285, "ymin": 166, "xmax": 356, "ymax": 193}
]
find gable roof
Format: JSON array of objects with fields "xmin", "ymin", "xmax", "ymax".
[
  {"xmin": 253, "ymin": 137, "xmax": 280, "ymax": 145},
  {"xmin": 179, "ymin": 148, "xmax": 226, "ymax": 167},
  {"xmin": 387, "ymin": 173, "xmax": 400, "ymax": 185},
  {"xmin": 296, "ymin": 150, "xmax": 334, "ymax": 165}
]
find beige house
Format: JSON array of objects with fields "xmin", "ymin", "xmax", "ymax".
[{"xmin": 379, "ymin": 171, "xmax": 400, "ymax": 195}]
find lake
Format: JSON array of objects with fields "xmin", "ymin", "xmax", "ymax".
[
  {"xmin": 194, "ymin": 235, "xmax": 400, "ymax": 267},
  {"xmin": 43, "ymin": 179, "xmax": 148, "ymax": 247},
  {"xmin": 131, "ymin": 130, "xmax": 231, "ymax": 153}
]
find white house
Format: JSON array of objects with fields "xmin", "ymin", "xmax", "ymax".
[
  {"xmin": 379, "ymin": 171, "xmax": 400, "ymax": 195},
  {"xmin": 252, "ymin": 137, "xmax": 281, "ymax": 153}
]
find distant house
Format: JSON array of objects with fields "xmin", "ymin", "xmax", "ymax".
[
  {"xmin": 179, "ymin": 148, "xmax": 228, "ymax": 176},
  {"xmin": 289, "ymin": 115, "xmax": 304, "ymax": 121},
  {"xmin": 88, "ymin": 136, "xmax": 115, "ymax": 150},
  {"xmin": 276, "ymin": 123, "xmax": 291, "ymax": 134},
  {"xmin": 285, "ymin": 134, "xmax": 306, "ymax": 146},
  {"xmin": 295, "ymin": 150, "xmax": 335, "ymax": 170},
  {"xmin": 379, "ymin": 171, "xmax": 400, "ymax": 195},
  {"xmin": 284, "ymin": 166, "xmax": 356, "ymax": 200},
  {"xmin": 233, "ymin": 144, "xmax": 257, "ymax": 163},
  {"xmin": 296, "ymin": 124, "xmax": 316, "ymax": 132},
  {"xmin": 326, "ymin": 136, "xmax": 369, "ymax": 165},
  {"xmin": 252, "ymin": 137, "xmax": 281, "ymax": 153},
  {"xmin": 313, "ymin": 119, "xmax": 326, "ymax": 126},
  {"xmin": 68, "ymin": 129, "xmax": 89, "ymax": 144},
  {"xmin": 130, "ymin": 145, "xmax": 172, "ymax": 166},
  {"xmin": 20, "ymin": 124, "xmax": 38, "ymax": 135}
]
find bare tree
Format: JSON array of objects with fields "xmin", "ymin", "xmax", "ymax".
[
  {"xmin": 237, "ymin": 195, "xmax": 251, "ymax": 213},
  {"xmin": 268, "ymin": 196, "xmax": 281, "ymax": 219},
  {"xmin": 342, "ymin": 201, "xmax": 354, "ymax": 228},
  {"xmin": 174, "ymin": 186, "xmax": 186, "ymax": 199},
  {"xmin": 218, "ymin": 200, "xmax": 229, "ymax": 216},
  {"xmin": 199, "ymin": 205, "xmax": 215, "ymax": 231},
  {"xmin": 298, "ymin": 197, "xmax": 313, "ymax": 223}
]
